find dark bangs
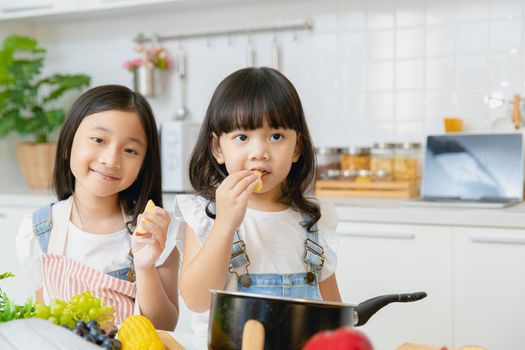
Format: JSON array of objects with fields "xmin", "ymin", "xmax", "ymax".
[{"xmin": 209, "ymin": 68, "xmax": 304, "ymax": 136}]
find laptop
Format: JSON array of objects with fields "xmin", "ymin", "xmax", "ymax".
[{"xmin": 403, "ymin": 133, "xmax": 524, "ymax": 209}]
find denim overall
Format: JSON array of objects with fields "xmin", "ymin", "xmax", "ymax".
[
  {"xmin": 32, "ymin": 203, "xmax": 135, "ymax": 282},
  {"xmin": 229, "ymin": 215, "xmax": 324, "ymax": 300}
]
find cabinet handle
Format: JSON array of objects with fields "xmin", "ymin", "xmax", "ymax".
[
  {"xmin": 0, "ymin": 213, "xmax": 5, "ymax": 219},
  {"xmin": 338, "ymin": 230, "xmax": 415, "ymax": 240},
  {"xmin": 469, "ymin": 234, "xmax": 525, "ymax": 245},
  {"xmin": 1, "ymin": 4, "xmax": 53, "ymax": 13},
  {"xmin": 101, "ymin": 0, "xmax": 137, "ymax": 3}
]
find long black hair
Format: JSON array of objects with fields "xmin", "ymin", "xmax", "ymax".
[
  {"xmin": 189, "ymin": 67, "xmax": 320, "ymax": 230},
  {"xmin": 53, "ymin": 84, "xmax": 162, "ymax": 226}
]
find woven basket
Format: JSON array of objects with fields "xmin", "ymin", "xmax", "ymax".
[{"xmin": 16, "ymin": 142, "xmax": 57, "ymax": 188}]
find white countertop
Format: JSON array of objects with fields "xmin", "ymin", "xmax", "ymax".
[
  {"xmin": 327, "ymin": 197, "xmax": 525, "ymax": 229},
  {"xmin": 0, "ymin": 187, "xmax": 55, "ymax": 207},
  {"xmin": 1, "ymin": 185, "xmax": 524, "ymax": 230}
]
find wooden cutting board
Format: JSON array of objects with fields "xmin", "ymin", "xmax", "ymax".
[
  {"xmin": 396, "ymin": 344, "xmax": 445, "ymax": 350},
  {"xmin": 157, "ymin": 331, "xmax": 186, "ymax": 350}
]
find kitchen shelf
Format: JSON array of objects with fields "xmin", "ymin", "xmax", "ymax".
[{"xmin": 315, "ymin": 179, "xmax": 420, "ymax": 199}]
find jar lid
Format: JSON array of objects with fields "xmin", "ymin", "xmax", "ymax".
[
  {"xmin": 372, "ymin": 142, "xmax": 396, "ymax": 150},
  {"xmin": 316, "ymin": 147, "xmax": 341, "ymax": 155},
  {"xmin": 344, "ymin": 146, "xmax": 371, "ymax": 155},
  {"xmin": 395, "ymin": 142, "xmax": 421, "ymax": 150}
]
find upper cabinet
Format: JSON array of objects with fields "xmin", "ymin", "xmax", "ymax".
[
  {"xmin": 0, "ymin": 0, "xmax": 252, "ymax": 21},
  {"xmin": 0, "ymin": 0, "xmax": 75, "ymax": 20},
  {"xmin": 75, "ymin": 0, "xmax": 176, "ymax": 12}
]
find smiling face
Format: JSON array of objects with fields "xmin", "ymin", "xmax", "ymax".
[
  {"xmin": 212, "ymin": 122, "xmax": 301, "ymax": 197},
  {"xmin": 70, "ymin": 109, "xmax": 147, "ymax": 199}
]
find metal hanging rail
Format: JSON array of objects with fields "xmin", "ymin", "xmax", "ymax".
[{"xmin": 134, "ymin": 18, "xmax": 313, "ymax": 44}]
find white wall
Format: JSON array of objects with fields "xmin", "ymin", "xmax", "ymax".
[{"xmin": 1, "ymin": 0, "xmax": 524, "ymax": 172}]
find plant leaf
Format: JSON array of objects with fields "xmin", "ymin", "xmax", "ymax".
[
  {"xmin": 0, "ymin": 272, "xmax": 14, "ymax": 281},
  {"xmin": 39, "ymin": 74, "xmax": 91, "ymax": 103}
]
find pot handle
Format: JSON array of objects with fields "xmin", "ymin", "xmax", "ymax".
[{"xmin": 354, "ymin": 291, "xmax": 427, "ymax": 327}]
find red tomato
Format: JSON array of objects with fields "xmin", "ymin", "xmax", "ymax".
[{"xmin": 303, "ymin": 327, "xmax": 374, "ymax": 350}]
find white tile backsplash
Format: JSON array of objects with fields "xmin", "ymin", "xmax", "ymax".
[
  {"xmin": 489, "ymin": 54, "xmax": 524, "ymax": 86},
  {"xmin": 426, "ymin": 0, "xmax": 457, "ymax": 25},
  {"xmin": 489, "ymin": 0, "xmax": 522, "ymax": 21},
  {"xmin": 425, "ymin": 91, "xmax": 458, "ymax": 121},
  {"xmin": 366, "ymin": 0, "xmax": 395, "ymax": 30},
  {"xmin": 396, "ymin": 28, "xmax": 425, "ymax": 58},
  {"xmin": 366, "ymin": 30, "xmax": 394, "ymax": 60},
  {"xmin": 396, "ymin": 91, "xmax": 425, "ymax": 121},
  {"xmin": 397, "ymin": 59, "xmax": 424, "ymax": 89},
  {"xmin": 458, "ymin": 22, "xmax": 489, "ymax": 55},
  {"xmin": 339, "ymin": 32, "xmax": 366, "ymax": 61},
  {"xmin": 458, "ymin": 55, "xmax": 489, "ymax": 89},
  {"xmin": 2, "ymin": 0, "xmax": 525, "ymax": 154},
  {"xmin": 426, "ymin": 25, "xmax": 457, "ymax": 57},
  {"xmin": 457, "ymin": 90, "xmax": 490, "ymax": 119},
  {"xmin": 365, "ymin": 91, "xmax": 395, "ymax": 122},
  {"xmin": 458, "ymin": 0, "xmax": 489, "ymax": 22},
  {"xmin": 489, "ymin": 20, "xmax": 522, "ymax": 53},
  {"xmin": 367, "ymin": 61, "xmax": 394, "ymax": 90},
  {"xmin": 395, "ymin": 0, "xmax": 425, "ymax": 28},
  {"xmin": 426, "ymin": 57, "xmax": 456, "ymax": 89}
]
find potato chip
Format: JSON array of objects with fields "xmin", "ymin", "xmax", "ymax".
[
  {"xmin": 253, "ymin": 171, "xmax": 263, "ymax": 193},
  {"xmin": 136, "ymin": 199, "xmax": 156, "ymax": 234}
]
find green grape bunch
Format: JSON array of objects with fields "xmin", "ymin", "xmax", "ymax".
[{"xmin": 34, "ymin": 291, "xmax": 116, "ymax": 330}]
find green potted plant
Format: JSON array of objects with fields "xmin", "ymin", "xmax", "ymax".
[{"xmin": 0, "ymin": 35, "xmax": 90, "ymax": 188}]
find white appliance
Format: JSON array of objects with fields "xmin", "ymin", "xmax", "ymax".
[{"xmin": 161, "ymin": 119, "xmax": 201, "ymax": 192}]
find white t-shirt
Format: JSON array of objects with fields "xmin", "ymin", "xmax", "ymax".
[
  {"xmin": 16, "ymin": 200, "xmax": 180, "ymax": 299},
  {"xmin": 174, "ymin": 194, "xmax": 339, "ymax": 336}
]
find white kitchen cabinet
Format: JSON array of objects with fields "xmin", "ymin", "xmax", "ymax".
[
  {"xmin": 75, "ymin": 0, "xmax": 176, "ymax": 12},
  {"xmin": 0, "ymin": 0, "xmax": 74, "ymax": 20},
  {"xmin": 0, "ymin": 205, "xmax": 36, "ymax": 304},
  {"xmin": 336, "ymin": 222, "xmax": 453, "ymax": 350},
  {"xmin": 453, "ymin": 226, "xmax": 525, "ymax": 350},
  {"xmin": 0, "ymin": 0, "xmax": 256, "ymax": 20}
]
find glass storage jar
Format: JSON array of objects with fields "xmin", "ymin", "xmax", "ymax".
[
  {"xmin": 394, "ymin": 142, "xmax": 421, "ymax": 181},
  {"xmin": 370, "ymin": 142, "xmax": 395, "ymax": 181},
  {"xmin": 315, "ymin": 147, "xmax": 341, "ymax": 180},
  {"xmin": 341, "ymin": 146, "xmax": 371, "ymax": 178}
]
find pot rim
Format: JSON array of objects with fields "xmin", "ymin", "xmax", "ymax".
[{"xmin": 210, "ymin": 290, "xmax": 356, "ymax": 308}]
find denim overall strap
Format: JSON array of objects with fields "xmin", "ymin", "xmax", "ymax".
[
  {"xmin": 106, "ymin": 267, "xmax": 132, "ymax": 281},
  {"xmin": 229, "ymin": 230, "xmax": 250, "ymax": 270},
  {"xmin": 32, "ymin": 204, "xmax": 54, "ymax": 254},
  {"xmin": 303, "ymin": 217, "xmax": 324, "ymax": 274}
]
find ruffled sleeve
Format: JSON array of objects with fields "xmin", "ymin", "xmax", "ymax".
[
  {"xmin": 317, "ymin": 201, "xmax": 339, "ymax": 281},
  {"xmin": 173, "ymin": 195, "xmax": 215, "ymax": 254},
  {"xmin": 15, "ymin": 213, "xmax": 44, "ymax": 293},
  {"xmin": 155, "ymin": 210, "xmax": 183, "ymax": 267}
]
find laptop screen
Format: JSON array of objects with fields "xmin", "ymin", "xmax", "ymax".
[{"xmin": 421, "ymin": 133, "xmax": 524, "ymax": 202}]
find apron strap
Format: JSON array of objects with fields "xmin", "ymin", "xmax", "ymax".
[{"xmin": 48, "ymin": 197, "xmax": 73, "ymax": 255}]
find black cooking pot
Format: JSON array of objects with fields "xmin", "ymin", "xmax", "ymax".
[{"xmin": 208, "ymin": 290, "xmax": 427, "ymax": 350}]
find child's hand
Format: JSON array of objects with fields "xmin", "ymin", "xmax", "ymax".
[
  {"xmin": 215, "ymin": 170, "xmax": 259, "ymax": 233},
  {"xmin": 131, "ymin": 205, "xmax": 171, "ymax": 271}
]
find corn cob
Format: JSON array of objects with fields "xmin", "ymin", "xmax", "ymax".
[{"xmin": 118, "ymin": 315, "xmax": 165, "ymax": 350}]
